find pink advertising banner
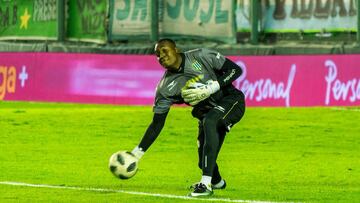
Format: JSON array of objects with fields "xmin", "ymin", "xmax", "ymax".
[{"xmin": 1, "ymin": 53, "xmax": 360, "ymax": 107}]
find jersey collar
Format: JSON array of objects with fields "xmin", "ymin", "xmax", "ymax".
[{"xmin": 168, "ymin": 53, "xmax": 185, "ymax": 73}]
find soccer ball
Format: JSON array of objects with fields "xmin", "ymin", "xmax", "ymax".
[{"xmin": 109, "ymin": 151, "xmax": 138, "ymax": 179}]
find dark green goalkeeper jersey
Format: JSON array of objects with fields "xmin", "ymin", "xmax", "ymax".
[
  {"xmin": 137, "ymin": 48, "xmax": 243, "ymax": 152},
  {"xmin": 153, "ymin": 48, "xmax": 241, "ymax": 114}
]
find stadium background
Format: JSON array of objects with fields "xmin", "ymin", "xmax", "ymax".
[
  {"xmin": 1, "ymin": 0, "xmax": 360, "ymax": 54},
  {"xmin": 1, "ymin": 0, "xmax": 360, "ymax": 106}
]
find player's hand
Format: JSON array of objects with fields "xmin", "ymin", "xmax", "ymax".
[{"xmin": 181, "ymin": 80, "xmax": 220, "ymax": 106}]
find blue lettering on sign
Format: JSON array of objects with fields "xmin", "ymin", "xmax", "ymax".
[
  {"xmin": 166, "ymin": 0, "xmax": 228, "ymax": 24},
  {"xmin": 215, "ymin": 0, "xmax": 228, "ymax": 23},
  {"xmin": 132, "ymin": 0, "xmax": 147, "ymax": 21},
  {"xmin": 116, "ymin": 0, "xmax": 147, "ymax": 21},
  {"xmin": 116, "ymin": 0, "xmax": 130, "ymax": 20},
  {"xmin": 166, "ymin": 0, "xmax": 181, "ymax": 19},
  {"xmin": 184, "ymin": 0, "xmax": 199, "ymax": 21},
  {"xmin": 200, "ymin": 0, "xmax": 214, "ymax": 23}
]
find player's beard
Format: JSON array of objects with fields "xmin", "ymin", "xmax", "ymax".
[{"xmin": 161, "ymin": 59, "xmax": 177, "ymax": 71}]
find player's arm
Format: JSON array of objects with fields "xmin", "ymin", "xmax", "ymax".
[
  {"xmin": 131, "ymin": 112, "xmax": 168, "ymax": 159},
  {"xmin": 131, "ymin": 99, "xmax": 171, "ymax": 159},
  {"xmin": 216, "ymin": 58, "xmax": 243, "ymax": 86}
]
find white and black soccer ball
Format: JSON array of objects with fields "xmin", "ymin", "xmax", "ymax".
[{"xmin": 109, "ymin": 151, "xmax": 138, "ymax": 179}]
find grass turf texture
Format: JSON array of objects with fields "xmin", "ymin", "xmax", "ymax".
[{"xmin": 0, "ymin": 101, "xmax": 359, "ymax": 203}]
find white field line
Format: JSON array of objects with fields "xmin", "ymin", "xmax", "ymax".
[
  {"xmin": 0, "ymin": 181, "xmax": 297, "ymax": 203},
  {"xmin": 331, "ymin": 107, "xmax": 360, "ymax": 112}
]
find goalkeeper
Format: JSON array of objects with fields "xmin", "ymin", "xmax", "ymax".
[{"xmin": 131, "ymin": 38, "xmax": 245, "ymax": 197}]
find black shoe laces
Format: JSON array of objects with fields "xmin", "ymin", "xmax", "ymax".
[{"xmin": 194, "ymin": 183, "xmax": 207, "ymax": 192}]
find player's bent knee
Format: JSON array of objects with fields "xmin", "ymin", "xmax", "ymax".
[{"xmin": 203, "ymin": 113, "xmax": 221, "ymax": 128}]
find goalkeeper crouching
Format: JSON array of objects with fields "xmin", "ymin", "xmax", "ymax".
[{"xmin": 131, "ymin": 38, "xmax": 245, "ymax": 197}]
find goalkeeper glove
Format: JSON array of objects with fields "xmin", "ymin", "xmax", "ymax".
[
  {"xmin": 181, "ymin": 80, "xmax": 220, "ymax": 106},
  {"xmin": 131, "ymin": 146, "xmax": 144, "ymax": 160}
]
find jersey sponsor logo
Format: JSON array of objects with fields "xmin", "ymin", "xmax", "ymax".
[
  {"xmin": 223, "ymin": 69, "xmax": 236, "ymax": 83},
  {"xmin": 191, "ymin": 60, "xmax": 202, "ymax": 72},
  {"xmin": 167, "ymin": 80, "xmax": 177, "ymax": 91}
]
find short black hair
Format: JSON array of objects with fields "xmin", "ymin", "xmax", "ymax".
[{"xmin": 157, "ymin": 38, "xmax": 176, "ymax": 47}]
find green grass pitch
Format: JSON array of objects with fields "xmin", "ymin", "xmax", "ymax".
[{"xmin": 0, "ymin": 101, "xmax": 359, "ymax": 203}]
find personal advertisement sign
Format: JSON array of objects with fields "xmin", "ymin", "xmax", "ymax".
[{"xmin": 1, "ymin": 53, "xmax": 359, "ymax": 107}]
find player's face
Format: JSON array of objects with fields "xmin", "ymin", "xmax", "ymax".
[{"xmin": 154, "ymin": 42, "xmax": 180, "ymax": 71}]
